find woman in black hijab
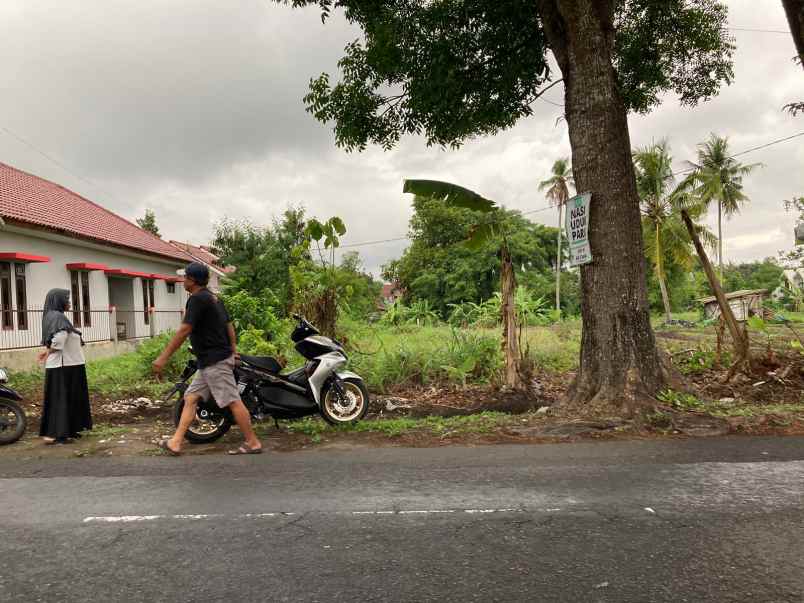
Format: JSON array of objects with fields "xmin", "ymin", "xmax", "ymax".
[{"xmin": 38, "ymin": 289, "xmax": 92, "ymax": 443}]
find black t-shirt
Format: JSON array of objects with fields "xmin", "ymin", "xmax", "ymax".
[{"xmin": 183, "ymin": 289, "xmax": 232, "ymax": 368}]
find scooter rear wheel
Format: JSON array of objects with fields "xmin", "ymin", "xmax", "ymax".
[
  {"xmin": 0, "ymin": 399, "xmax": 27, "ymax": 445},
  {"xmin": 173, "ymin": 398, "xmax": 232, "ymax": 444}
]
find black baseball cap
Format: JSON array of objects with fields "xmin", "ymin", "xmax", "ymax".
[{"xmin": 182, "ymin": 261, "xmax": 209, "ymax": 286}]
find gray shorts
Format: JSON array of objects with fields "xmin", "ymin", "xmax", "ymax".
[{"xmin": 185, "ymin": 355, "xmax": 240, "ymax": 408}]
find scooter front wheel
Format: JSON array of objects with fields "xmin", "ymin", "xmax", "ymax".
[
  {"xmin": 0, "ymin": 399, "xmax": 27, "ymax": 445},
  {"xmin": 320, "ymin": 378, "xmax": 370, "ymax": 425}
]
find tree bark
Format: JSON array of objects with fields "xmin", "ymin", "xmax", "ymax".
[
  {"xmin": 538, "ymin": 0, "xmax": 666, "ymax": 411},
  {"xmin": 555, "ymin": 203, "xmax": 563, "ymax": 316},
  {"xmin": 782, "ymin": 0, "xmax": 804, "ymax": 68},
  {"xmin": 500, "ymin": 242, "xmax": 523, "ymax": 389}
]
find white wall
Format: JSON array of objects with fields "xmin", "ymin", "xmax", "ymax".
[{"xmin": 0, "ymin": 226, "xmax": 188, "ymax": 348}]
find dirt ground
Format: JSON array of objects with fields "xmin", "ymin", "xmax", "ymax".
[{"xmin": 4, "ymin": 361, "xmax": 803, "ymax": 459}]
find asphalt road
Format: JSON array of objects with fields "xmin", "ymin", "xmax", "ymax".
[{"xmin": 2, "ymin": 436, "xmax": 803, "ymax": 602}]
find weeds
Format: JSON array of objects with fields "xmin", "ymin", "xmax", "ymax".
[{"xmin": 284, "ymin": 412, "xmax": 511, "ymax": 439}]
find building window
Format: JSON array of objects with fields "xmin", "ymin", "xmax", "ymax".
[
  {"xmin": 166, "ymin": 282, "xmax": 176, "ymax": 294},
  {"xmin": 0, "ymin": 263, "xmax": 12, "ymax": 330},
  {"xmin": 142, "ymin": 279, "xmax": 154, "ymax": 324},
  {"xmin": 69, "ymin": 270, "xmax": 92, "ymax": 328},
  {"xmin": 15, "ymin": 264, "xmax": 27, "ymax": 330},
  {"xmin": 70, "ymin": 271, "xmax": 82, "ymax": 327},
  {"xmin": 81, "ymin": 271, "xmax": 92, "ymax": 327}
]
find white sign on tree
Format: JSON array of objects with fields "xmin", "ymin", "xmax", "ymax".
[{"xmin": 565, "ymin": 192, "xmax": 592, "ymax": 266}]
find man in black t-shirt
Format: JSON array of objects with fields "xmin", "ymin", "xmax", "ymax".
[{"xmin": 152, "ymin": 262, "xmax": 262, "ymax": 456}]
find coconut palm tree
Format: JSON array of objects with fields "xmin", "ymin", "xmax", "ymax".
[
  {"xmin": 634, "ymin": 141, "xmax": 715, "ymax": 322},
  {"xmin": 538, "ymin": 158, "xmax": 574, "ymax": 316},
  {"xmin": 686, "ymin": 134, "xmax": 761, "ymax": 278}
]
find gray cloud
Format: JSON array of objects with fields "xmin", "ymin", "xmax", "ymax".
[{"xmin": 1, "ymin": 0, "xmax": 801, "ymax": 276}]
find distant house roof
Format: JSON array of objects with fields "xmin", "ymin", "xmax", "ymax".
[
  {"xmin": 0, "ymin": 162, "xmax": 191, "ymax": 263},
  {"xmin": 381, "ymin": 283, "xmax": 404, "ymax": 298},
  {"xmin": 697, "ymin": 289, "xmax": 768, "ymax": 305},
  {"xmin": 169, "ymin": 240, "xmax": 234, "ymax": 275}
]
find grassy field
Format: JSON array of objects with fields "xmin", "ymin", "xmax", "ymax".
[{"xmin": 8, "ymin": 310, "xmax": 802, "ymax": 401}]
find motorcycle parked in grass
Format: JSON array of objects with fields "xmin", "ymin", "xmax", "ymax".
[
  {"xmin": 0, "ymin": 368, "xmax": 27, "ymax": 445},
  {"xmin": 165, "ymin": 315, "xmax": 369, "ymax": 443}
]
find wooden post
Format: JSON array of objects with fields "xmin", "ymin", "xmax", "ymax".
[
  {"xmin": 149, "ymin": 308, "xmax": 156, "ymax": 338},
  {"xmin": 110, "ymin": 306, "xmax": 118, "ymax": 343},
  {"xmin": 681, "ymin": 210, "xmax": 750, "ymax": 376}
]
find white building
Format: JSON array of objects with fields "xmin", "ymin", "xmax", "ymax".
[{"xmin": 0, "ymin": 161, "xmax": 193, "ymax": 351}]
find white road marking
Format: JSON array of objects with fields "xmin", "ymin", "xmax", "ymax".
[
  {"xmin": 83, "ymin": 507, "xmax": 547, "ymax": 524},
  {"xmin": 83, "ymin": 512, "xmax": 295, "ymax": 523}
]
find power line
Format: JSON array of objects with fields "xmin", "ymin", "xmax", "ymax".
[
  {"xmin": 538, "ymin": 97, "xmax": 564, "ymax": 108},
  {"xmin": 340, "ymin": 236, "xmax": 410, "ymax": 249},
  {"xmin": 727, "ymin": 26, "xmax": 790, "ymax": 34},
  {"xmin": 343, "ymin": 131, "xmax": 804, "ymax": 251},
  {"xmin": 0, "ymin": 125, "xmax": 125, "ymax": 208},
  {"xmin": 672, "ymin": 131, "xmax": 804, "ymax": 176}
]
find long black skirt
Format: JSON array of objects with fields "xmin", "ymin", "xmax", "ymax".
[{"xmin": 40, "ymin": 365, "xmax": 93, "ymax": 439}]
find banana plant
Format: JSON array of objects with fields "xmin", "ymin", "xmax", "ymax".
[{"xmin": 403, "ymin": 179, "xmax": 523, "ymax": 389}]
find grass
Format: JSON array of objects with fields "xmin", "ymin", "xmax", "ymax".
[
  {"xmin": 6, "ymin": 310, "xmax": 801, "ymax": 402},
  {"xmin": 658, "ymin": 389, "xmax": 804, "ymax": 418},
  {"xmin": 10, "ymin": 332, "xmax": 188, "ymax": 401},
  {"xmin": 279, "ymin": 411, "xmax": 513, "ymax": 438},
  {"xmin": 87, "ymin": 424, "xmax": 132, "ymax": 438}
]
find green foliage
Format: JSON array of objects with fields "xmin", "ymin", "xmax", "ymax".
[
  {"xmin": 219, "ymin": 290, "xmax": 290, "ymax": 357},
  {"xmin": 283, "ymin": 411, "xmax": 512, "ymax": 438},
  {"xmin": 134, "ymin": 332, "xmax": 190, "ymax": 379},
  {"xmin": 447, "ymin": 287, "xmax": 548, "ymax": 328},
  {"xmin": 136, "ymin": 208, "xmax": 161, "ymax": 237},
  {"xmin": 346, "ymin": 324, "xmax": 502, "ymax": 392},
  {"xmin": 380, "ymin": 299, "xmax": 440, "ymax": 327},
  {"xmin": 720, "ymin": 259, "xmax": 783, "ymax": 294},
  {"xmin": 657, "ymin": 389, "xmax": 705, "ymax": 411},
  {"xmin": 280, "ymin": 0, "xmax": 733, "ymax": 150},
  {"xmin": 672, "ymin": 345, "xmax": 730, "ymax": 374},
  {"xmin": 212, "ymin": 208, "xmax": 307, "ymax": 310},
  {"xmin": 238, "ymin": 327, "xmax": 281, "ymax": 357},
  {"xmin": 385, "ymin": 194, "xmax": 561, "ymax": 318}
]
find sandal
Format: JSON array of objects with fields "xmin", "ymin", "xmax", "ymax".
[
  {"xmin": 227, "ymin": 445, "xmax": 263, "ymax": 455},
  {"xmin": 157, "ymin": 439, "xmax": 181, "ymax": 456}
]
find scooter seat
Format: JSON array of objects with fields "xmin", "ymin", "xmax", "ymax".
[{"xmin": 240, "ymin": 355, "xmax": 282, "ymax": 374}]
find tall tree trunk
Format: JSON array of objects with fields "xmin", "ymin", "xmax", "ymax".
[
  {"xmin": 681, "ymin": 210, "xmax": 749, "ymax": 371},
  {"xmin": 657, "ymin": 273, "xmax": 672, "ymax": 324},
  {"xmin": 555, "ymin": 203, "xmax": 562, "ymax": 316},
  {"xmin": 500, "ymin": 242, "xmax": 522, "ymax": 389},
  {"xmin": 717, "ymin": 199, "xmax": 723, "ymax": 280},
  {"xmin": 656, "ymin": 225, "xmax": 672, "ymax": 323},
  {"xmin": 538, "ymin": 0, "xmax": 666, "ymax": 410},
  {"xmin": 782, "ymin": 0, "xmax": 804, "ymax": 67}
]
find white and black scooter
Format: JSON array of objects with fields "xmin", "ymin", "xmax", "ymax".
[{"xmin": 166, "ymin": 315, "xmax": 369, "ymax": 443}]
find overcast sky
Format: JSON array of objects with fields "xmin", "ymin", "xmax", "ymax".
[{"xmin": 1, "ymin": 0, "xmax": 802, "ymax": 277}]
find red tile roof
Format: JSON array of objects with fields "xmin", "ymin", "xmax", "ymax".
[
  {"xmin": 169, "ymin": 240, "xmax": 220, "ymax": 266},
  {"xmin": 169, "ymin": 240, "xmax": 235, "ymax": 274},
  {"xmin": 0, "ymin": 162, "xmax": 192, "ymax": 263}
]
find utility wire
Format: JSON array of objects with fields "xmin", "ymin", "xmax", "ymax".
[
  {"xmin": 0, "ymin": 125, "xmax": 126, "ymax": 208},
  {"xmin": 344, "ymin": 131, "xmax": 804, "ymax": 250},
  {"xmin": 728, "ymin": 27, "xmax": 791, "ymax": 34},
  {"xmin": 672, "ymin": 131, "xmax": 804, "ymax": 176}
]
